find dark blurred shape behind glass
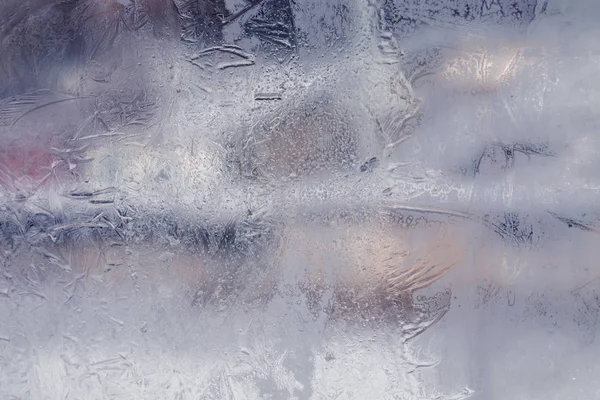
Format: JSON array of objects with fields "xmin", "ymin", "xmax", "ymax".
[{"xmin": 1, "ymin": 1, "xmax": 600, "ymax": 399}]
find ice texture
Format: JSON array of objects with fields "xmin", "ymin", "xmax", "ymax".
[{"xmin": 1, "ymin": 0, "xmax": 600, "ymax": 399}]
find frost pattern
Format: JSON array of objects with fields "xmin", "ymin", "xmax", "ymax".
[{"xmin": 1, "ymin": 0, "xmax": 600, "ymax": 399}]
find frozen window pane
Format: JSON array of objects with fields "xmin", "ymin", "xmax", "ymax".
[{"xmin": 1, "ymin": 0, "xmax": 599, "ymax": 398}]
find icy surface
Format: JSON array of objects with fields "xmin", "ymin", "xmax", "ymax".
[{"xmin": 1, "ymin": 0, "xmax": 600, "ymax": 399}]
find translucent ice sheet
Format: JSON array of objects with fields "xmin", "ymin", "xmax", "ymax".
[{"xmin": 1, "ymin": 1, "xmax": 600, "ymax": 399}]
